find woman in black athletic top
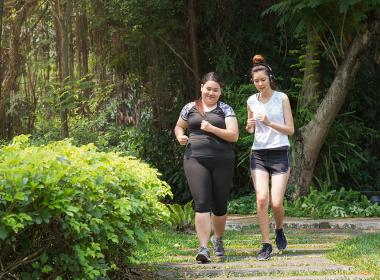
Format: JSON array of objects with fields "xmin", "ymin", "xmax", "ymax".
[{"xmin": 174, "ymin": 72, "xmax": 239, "ymax": 263}]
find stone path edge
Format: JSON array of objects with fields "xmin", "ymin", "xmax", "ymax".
[{"xmin": 226, "ymin": 215, "xmax": 380, "ymax": 230}]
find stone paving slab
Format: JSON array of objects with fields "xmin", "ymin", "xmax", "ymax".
[
  {"xmin": 226, "ymin": 215, "xmax": 380, "ymax": 230},
  {"xmin": 193, "ymin": 275, "xmax": 371, "ymax": 280},
  {"xmin": 158, "ymin": 256, "xmax": 333, "ymax": 269},
  {"xmin": 157, "ymin": 264, "xmax": 353, "ymax": 279}
]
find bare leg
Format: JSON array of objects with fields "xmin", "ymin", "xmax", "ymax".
[
  {"xmin": 195, "ymin": 212, "xmax": 212, "ymax": 247},
  {"xmin": 211, "ymin": 214, "xmax": 227, "ymax": 238},
  {"xmin": 252, "ymin": 170, "xmax": 270, "ymax": 243},
  {"xmin": 270, "ymin": 170, "xmax": 290, "ymax": 229}
]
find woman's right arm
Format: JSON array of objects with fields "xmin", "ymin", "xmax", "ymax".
[
  {"xmin": 246, "ymin": 105, "xmax": 255, "ymax": 134},
  {"xmin": 174, "ymin": 117, "xmax": 189, "ymax": 145}
]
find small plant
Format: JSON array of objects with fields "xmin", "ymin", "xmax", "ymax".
[{"xmin": 168, "ymin": 200, "xmax": 195, "ymax": 231}]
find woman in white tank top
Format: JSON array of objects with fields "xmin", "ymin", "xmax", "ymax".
[{"xmin": 245, "ymin": 54, "xmax": 294, "ymax": 261}]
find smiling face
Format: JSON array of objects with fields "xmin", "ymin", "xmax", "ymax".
[
  {"xmin": 253, "ymin": 70, "xmax": 271, "ymax": 93},
  {"xmin": 201, "ymin": 80, "xmax": 221, "ymax": 106}
]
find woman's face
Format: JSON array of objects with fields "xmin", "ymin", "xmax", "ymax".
[
  {"xmin": 201, "ymin": 81, "xmax": 221, "ymax": 105},
  {"xmin": 253, "ymin": 70, "xmax": 271, "ymax": 93}
]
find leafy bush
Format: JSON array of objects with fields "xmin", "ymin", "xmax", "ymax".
[
  {"xmin": 286, "ymin": 187, "xmax": 380, "ymax": 218},
  {"xmin": 229, "ymin": 188, "xmax": 380, "ymax": 218},
  {"xmin": 0, "ymin": 135, "xmax": 171, "ymax": 279},
  {"xmin": 167, "ymin": 200, "xmax": 194, "ymax": 231}
]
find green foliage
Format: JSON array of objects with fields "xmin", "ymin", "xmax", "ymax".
[
  {"xmin": 228, "ymin": 194, "xmax": 257, "ymax": 215},
  {"xmin": 0, "ymin": 135, "xmax": 171, "ymax": 278},
  {"xmin": 229, "ymin": 187, "xmax": 380, "ymax": 218},
  {"xmin": 286, "ymin": 188, "xmax": 380, "ymax": 218},
  {"xmin": 167, "ymin": 200, "xmax": 194, "ymax": 231},
  {"xmin": 314, "ymin": 114, "xmax": 377, "ymax": 191}
]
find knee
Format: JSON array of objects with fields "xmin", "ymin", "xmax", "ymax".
[
  {"xmin": 256, "ymin": 196, "xmax": 269, "ymax": 209},
  {"xmin": 212, "ymin": 207, "xmax": 227, "ymax": 216},
  {"xmin": 271, "ymin": 202, "xmax": 283, "ymax": 212}
]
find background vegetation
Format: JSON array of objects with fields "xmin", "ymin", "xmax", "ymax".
[{"xmin": 1, "ymin": 0, "xmax": 379, "ymax": 202}]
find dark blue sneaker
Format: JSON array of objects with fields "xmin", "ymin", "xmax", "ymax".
[{"xmin": 275, "ymin": 228, "xmax": 287, "ymax": 250}]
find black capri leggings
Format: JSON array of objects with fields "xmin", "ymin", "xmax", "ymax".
[{"xmin": 183, "ymin": 156, "xmax": 235, "ymax": 216}]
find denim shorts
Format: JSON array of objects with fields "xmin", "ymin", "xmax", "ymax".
[{"xmin": 250, "ymin": 147, "xmax": 291, "ymax": 175}]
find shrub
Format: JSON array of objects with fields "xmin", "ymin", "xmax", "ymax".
[
  {"xmin": 285, "ymin": 187, "xmax": 380, "ymax": 218},
  {"xmin": 229, "ymin": 187, "xmax": 380, "ymax": 218},
  {"xmin": 0, "ymin": 135, "xmax": 171, "ymax": 279}
]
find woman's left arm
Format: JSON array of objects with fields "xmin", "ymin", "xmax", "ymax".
[
  {"xmin": 200, "ymin": 116, "xmax": 239, "ymax": 142},
  {"xmin": 261, "ymin": 95, "xmax": 294, "ymax": 136}
]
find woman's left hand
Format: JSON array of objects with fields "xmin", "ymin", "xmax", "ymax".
[
  {"xmin": 200, "ymin": 120, "xmax": 213, "ymax": 132},
  {"xmin": 256, "ymin": 113, "xmax": 271, "ymax": 126}
]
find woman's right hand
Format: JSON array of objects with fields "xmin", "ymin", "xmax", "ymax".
[
  {"xmin": 245, "ymin": 117, "xmax": 255, "ymax": 133},
  {"xmin": 177, "ymin": 135, "xmax": 189, "ymax": 145}
]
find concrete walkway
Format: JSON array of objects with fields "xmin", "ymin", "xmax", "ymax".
[
  {"xmin": 226, "ymin": 215, "xmax": 380, "ymax": 230},
  {"xmin": 151, "ymin": 216, "xmax": 380, "ymax": 280}
]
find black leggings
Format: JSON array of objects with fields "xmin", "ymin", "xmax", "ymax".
[{"xmin": 183, "ymin": 156, "xmax": 234, "ymax": 216}]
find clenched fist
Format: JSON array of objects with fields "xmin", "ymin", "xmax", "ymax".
[{"xmin": 177, "ymin": 135, "xmax": 189, "ymax": 145}]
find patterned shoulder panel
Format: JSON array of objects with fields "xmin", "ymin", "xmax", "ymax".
[
  {"xmin": 180, "ymin": 101, "xmax": 196, "ymax": 121},
  {"xmin": 219, "ymin": 101, "xmax": 236, "ymax": 117}
]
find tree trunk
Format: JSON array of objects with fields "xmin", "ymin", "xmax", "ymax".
[
  {"xmin": 301, "ymin": 23, "xmax": 320, "ymax": 107},
  {"xmin": 0, "ymin": 0, "xmax": 38, "ymax": 139},
  {"xmin": 67, "ymin": 0, "xmax": 74, "ymax": 80},
  {"xmin": 75, "ymin": 3, "xmax": 90, "ymax": 115},
  {"xmin": 290, "ymin": 20, "xmax": 380, "ymax": 198},
  {"xmin": 0, "ymin": 0, "xmax": 4, "ymax": 138},
  {"xmin": 92, "ymin": 0, "xmax": 107, "ymax": 83},
  {"xmin": 53, "ymin": 0, "xmax": 71, "ymax": 138},
  {"xmin": 76, "ymin": 4, "xmax": 89, "ymax": 77},
  {"xmin": 188, "ymin": 0, "xmax": 200, "ymax": 96}
]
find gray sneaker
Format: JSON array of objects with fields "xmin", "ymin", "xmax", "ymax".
[
  {"xmin": 196, "ymin": 247, "xmax": 211, "ymax": 263},
  {"xmin": 211, "ymin": 236, "xmax": 225, "ymax": 256},
  {"xmin": 257, "ymin": 243, "xmax": 272, "ymax": 261}
]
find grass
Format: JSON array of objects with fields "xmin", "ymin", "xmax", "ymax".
[{"xmin": 328, "ymin": 232, "xmax": 380, "ymax": 280}]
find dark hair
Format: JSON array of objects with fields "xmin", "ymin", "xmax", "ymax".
[
  {"xmin": 196, "ymin": 72, "xmax": 223, "ymax": 116},
  {"xmin": 200, "ymin": 71, "xmax": 224, "ymax": 87},
  {"xmin": 251, "ymin": 54, "xmax": 276, "ymax": 89}
]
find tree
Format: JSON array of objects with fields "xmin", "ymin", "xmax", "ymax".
[
  {"xmin": 0, "ymin": 0, "xmax": 39, "ymax": 139},
  {"xmin": 53, "ymin": 0, "xmax": 72, "ymax": 138},
  {"xmin": 266, "ymin": 1, "xmax": 380, "ymax": 197}
]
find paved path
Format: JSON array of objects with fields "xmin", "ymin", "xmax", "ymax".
[
  {"xmin": 226, "ymin": 215, "xmax": 380, "ymax": 230},
  {"xmin": 149, "ymin": 216, "xmax": 380, "ymax": 280}
]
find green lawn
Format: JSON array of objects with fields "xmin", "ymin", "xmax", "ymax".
[{"xmin": 328, "ymin": 232, "xmax": 380, "ymax": 280}]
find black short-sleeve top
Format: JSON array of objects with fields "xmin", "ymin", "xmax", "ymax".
[{"xmin": 180, "ymin": 101, "xmax": 236, "ymax": 159}]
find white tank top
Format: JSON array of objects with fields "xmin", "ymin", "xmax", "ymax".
[{"xmin": 247, "ymin": 91, "xmax": 290, "ymax": 150}]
